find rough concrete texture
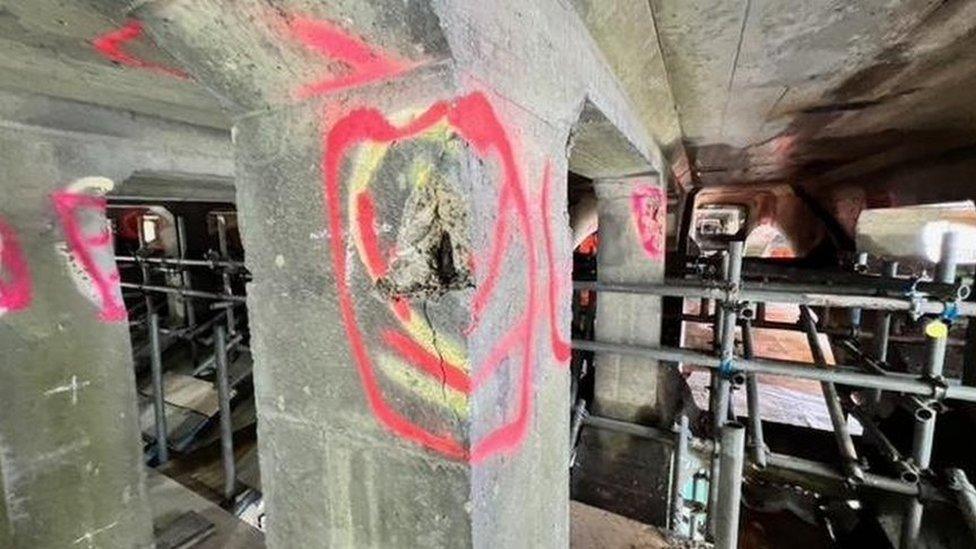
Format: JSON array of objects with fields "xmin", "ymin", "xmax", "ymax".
[
  {"xmin": 569, "ymin": 0, "xmax": 689, "ymax": 184},
  {"xmin": 0, "ymin": 0, "xmax": 228, "ymax": 128},
  {"xmin": 79, "ymin": 0, "xmax": 666, "ymax": 546},
  {"xmin": 591, "ymin": 179, "xmax": 668, "ymax": 423},
  {"xmin": 570, "ymin": 177, "xmax": 675, "ymax": 525},
  {"xmin": 0, "ymin": 88, "xmax": 232, "ymax": 546},
  {"xmin": 647, "ymin": 0, "xmax": 976, "ymax": 188}
]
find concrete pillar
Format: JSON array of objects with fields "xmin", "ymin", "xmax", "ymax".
[
  {"xmin": 0, "ymin": 144, "xmax": 153, "ymax": 547},
  {"xmin": 591, "ymin": 177, "xmax": 668, "ymax": 422},
  {"xmin": 571, "ymin": 176, "xmax": 676, "ymax": 524},
  {"xmin": 0, "ymin": 88, "xmax": 231, "ymax": 546},
  {"xmin": 106, "ymin": 0, "xmax": 664, "ymax": 545}
]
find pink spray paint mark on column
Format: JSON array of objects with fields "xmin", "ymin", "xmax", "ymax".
[
  {"xmin": 92, "ymin": 20, "xmax": 189, "ymax": 79},
  {"xmin": 631, "ymin": 184, "xmax": 666, "ymax": 261},
  {"xmin": 323, "ymin": 92, "xmax": 539, "ymax": 463},
  {"xmin": 288, "ymin": 16, "xmax": 415, "ymax": 100},
  {"xmin": 540, "ymin": 161, "xmax": 571, "ymax": 364},
  {"xmin": 0, "ymin": 218, "xmax": 32, "ymax": 314},
  {"xmin": 51, "ymin": 192, "xmax": 126, "ymax": 323}
]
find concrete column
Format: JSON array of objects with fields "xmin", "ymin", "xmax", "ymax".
[
  {"xmin": 109, "ymin": 0, "xmax": 663, "ymax": 544},
  {"xmin": 0, "ymin": 88, "xmax": 231, "ymax": 546},
  {"xmin": 591, "ymin": 177, "xmax": 668, "ymax": 422},
  {"xmin": 0, "ymin": 141, "xmax": 153, "ymax": 546},
  {"xmin": 572, "ymin": 176, "xmax": 675, "ymax": 524}
]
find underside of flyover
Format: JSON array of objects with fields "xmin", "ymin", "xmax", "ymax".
[{"xmin": 2, "ymin": 1, "xmax": 976, "ymax": 548}]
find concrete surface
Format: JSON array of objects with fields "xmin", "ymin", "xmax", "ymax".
[
  {"xmin": 0, "ymin": 88, "xmax": 231, "ymax": 547},
  {"xmin": 84, "ymin": 1, "xmax": 664, "ymax": 547},
  {"xmin": 147, "ymin": 469, "xmax": 263, "ymax": 549}
]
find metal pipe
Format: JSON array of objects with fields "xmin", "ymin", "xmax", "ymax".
[
  {"xmin": 715, "ymin": 242, "xmax": 743, "ymax": 433},
  {"xmin": 676, "ymin": 314, "xmax": 968, "ymax": 347},
  {"xmin": 176, "ymin": 216, "xmax": 199, "ymax": 368},
  {"xmin": 742, "ymin": 321, "xmax": 767, "ymax": 468},
  {"xmin": 582, "ymin": 413, "xmax": 940, "ymax": 500},
  {"xmin": 108, "ymin": 195, "xmax": 233, "ymax": 204},
  {"xmin": 670, "ymin": 414, "xmax": 690, "ymax": 535},
  {"xmin": 216, "ymin": 214, "xmax": 236, "ymax": 336},
  {"xmin": 120, "ymin": 282, "xmax": 246, "ymax": 302},
  {"xmin": 870, "ymin": 261, "xmax": 898, "ymax": 405},
  {"xmin": 903, "ymin": 231, "xmax": 961, "ymax": 549},
  {"xmin": 115, "ymin": 255, "xmax": 246, "ymax": 269},
  {"xmin": 149, "ymin": 313, "xmax": 169, "ymax": 464},
  {"xmin": 849, "ymin": 252, "xmax": 869, "ymax": 331},
  {"xmin": 571, "ymin": 339, "xmax": 976, "ymax": 403},
  {"xmin": 800, "ymin": 305, "xmax": 864, "ymax": 482},
  {"xmin": 850, "ymin": 407, "xmax": 919, "ymax": 484},
  {"xmin": 715, "ymin": 423, "xmax": 746, "ymax": 549},
  {"xmin": 710, "ymin": 244, "xmax": 741, "ymax": 540},
  {"xmin": 948, "ymin": 468, "xmax": 976, "ymax": 539},
  {"xmin": 573, "ymin": 280, "xmax": 975, "ymax": 316},
  {"xmin": 214, "ymin": 326, "xmax": 236, "ymax": 501}
]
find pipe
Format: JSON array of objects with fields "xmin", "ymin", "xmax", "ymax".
[
  {"xmin": 571, "ymin": 339, "xmax": 976, "ymax": 403},
  {"xmin": 670, "ymin": 414, "xmax": 690, "ymax": 535},
  {"xmin": 869, "ymin": 261, "xmax": 898, "ymax": 405},
  {"xmin": 676, "ymin": 314, "xmax": 968, "ymax": 347},
  {"xmin": 214, "ymin": 326, "xmax": 236, "ymax": 501},
  {"xmin": 948, "ymin": 468, "xmax": 976, "ymax": 539},
  {"xmin": 710, "ymin": 245, "xmax": 741, "ymax": 540},
  {"xmin": 108, "ymin": 195, "xmax": 233, "ymax": 204},
  {"xmin": 715, "ymin": 242, "xmax": 743, "ymax": 433},
  {"xmin": 715, "ymin": 423, "xmax": 746, "ymax": 549},
  {"xmin": 116, "ymin": 255, "xmax": 246, "ymax": 269},
  {"xmin": 903, "ymin": 231, "xmax": 961, "ymax": 549},
  {"xmin": 149, "ymin": 313, "xmax": 169, "ymax": 464},
  {"xmin": 850, "ymin": 407, "xmax": 920, "ymax": 484},
  {"xmin": 742, "ymin": 321, "xmax": 767, "ymax": 468},
  {"xmin": 849, "ymin": 253, "xmax": 869, "ymax": 331},
  {"xmin": 582, "ymin": 413, "xmax": 940, "ymax": 500},
  {"xmin": 216, "ymin": 214, "xmax": 237, "ymax": 335},
  {"xmin": 120, "ymin": 282, "xmax": 246, "ymax": 302},
  {"xmin": 573, "ymin": 280, "xmax": 975, "ymax": 317},
  {"xmin": 800, "ymin": 305, "xmax": 864, "ymax": 482}
]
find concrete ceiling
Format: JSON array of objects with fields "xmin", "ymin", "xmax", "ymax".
[
  {"xmin": 0, "ymin": 0, "xmax": 227, "ymax": 129},
  {"xmin": 579, "ymin": 0, "xmax": 976, "ymax": 190},
  {"xmin": 4, "ymin": 0, "xmax": 976, "ymax": 195}
]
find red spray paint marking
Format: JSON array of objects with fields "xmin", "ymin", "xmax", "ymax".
[
  {"xmin": 631, "ymin": 184, "xmax": 665, "ymax": 261},
  {"xmin": 541, "ymin": 162, "xmax": 571, "ymax": 364},
  {"xmin": 51, "ymin": 192, "xmax": 127, "ymax": 323},
  {"xmin": 382, "ymin": 330, "xmax": 472, "ymax": 394},
  {"xmin": 289, "ymin": 17, "xmax": 413, "ymax": 100},
  {"xmin": 324, "ymin": 92, "xmax": 538, "ymax": 463},
  {"xmin": 0, "ymin": 218, "xmax": 32, "ymax": 313},
  {"xmin": 92, "ymin": 20, "xmax": 188, "ymax": 79}
]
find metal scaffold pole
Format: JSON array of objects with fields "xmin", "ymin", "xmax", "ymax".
[
  {"xmin": 902, "ymin": 231, "xmax": 961, "ymax": 548},
  {"xmin": 149, "ymin": 312, "xmax": 169, "ymax": 464}
]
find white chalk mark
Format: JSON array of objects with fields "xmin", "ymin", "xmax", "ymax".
[
  {"xmin": 44, "ymin": 375, "xmax": 91, "ymax": 405},
  {"xmin": 73, "ymin": 520, "xmax": 118, "ymax": 547}
]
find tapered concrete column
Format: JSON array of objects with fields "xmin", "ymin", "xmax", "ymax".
[
  {"xmin": 0, "ymin": 137, "xmax": 153, "ymax": 547},
  {"xmin": 111, "ymin": 2, "xmax": 581, "ymax": 546},
  {"xmin": 0, "ymin": 89, "xmax": 231, "ymax": 546},
  {"xmin": 572, "ymin": 176, "xmax": 674, "ymax": 524},
  {"xmin": 591, "ymin": 177, "xmax": 668, "ymax": 423},
  {"xmin": 111, "ymin": 0, "xmax": 664, "ymax": 544}
]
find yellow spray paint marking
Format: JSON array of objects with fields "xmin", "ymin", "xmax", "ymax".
[
  {"xmin": 376, "ymin": 353, "xmax": 469, "ymax": 419},
  {"xmin": 925, "ymin": 320, "xmax": 949, "ymax": 340},
  {"xmin": 344, "ymin": 118, "xmax": 470, "ymax": 373}
]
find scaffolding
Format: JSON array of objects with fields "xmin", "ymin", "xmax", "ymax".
[{"xmin": 573, "ymin": 232, "xmax": 975, "ymax": 548}]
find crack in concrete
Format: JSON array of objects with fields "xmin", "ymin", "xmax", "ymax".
[{"xmin": 420, "ymin": 299, "xmax": 464, "ymax": 430}]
